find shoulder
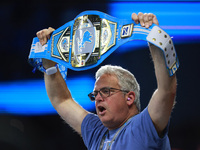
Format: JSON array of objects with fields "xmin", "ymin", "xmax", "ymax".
[
  {"xmin": 82, "ymin": 113, "xmax": 100, "ymax": 128},
  {"xmin": 129, "ymin": 107, "xmax": 149, "ymax": 125},
  {"xmin": 81, "ymin": 113, "xmax": 107, "ymax": 149},
  {"xmin": 82, "ymin": 113, "xmax": 107, "ymax": 133},
  {"xmin": 129, "ymin": 107, "xmax": 158, "ymax": 131},
  {"xmin": 128, "ymin": 107, "xmax": 170, "ymax": 147}
]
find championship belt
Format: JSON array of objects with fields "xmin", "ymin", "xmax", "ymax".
[{"xmin": 28, "ymin": 10, "xmax": 179, "ymax": 80}]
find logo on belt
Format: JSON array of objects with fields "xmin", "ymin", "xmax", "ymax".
[
  {"xmin": 121, "ymin": 24, "xmax": 133, "ymax": 38},
  {"xmin": 72, "ymin": 15, "xmax": 99, "ymax": 67},
  {"xmin": 77, "ymin": 30, "xmax": 93, "ymax": 52}
]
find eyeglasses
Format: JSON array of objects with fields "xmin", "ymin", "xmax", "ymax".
[{"xmin": 88, "ymin": 87, "xmax": 129, "ymax": 101}]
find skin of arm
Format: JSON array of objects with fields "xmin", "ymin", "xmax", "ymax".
[
  {"xmin": 43, "ymin": 65, "xmax": 89, "ymax": 134},
  {"xmin": 148, "ymin": 44, "xmax": 177, "ymax": 137},
  {"xmin": 132, "ymin": 12, "xmax": 177, "ymax": 137},
  {"xmin": 37, "ymin": 28, "xmax": 89, "ymax": 135}
]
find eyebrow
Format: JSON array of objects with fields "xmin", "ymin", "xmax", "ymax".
[{"xmin": 93, "ymin": 87, "xmax": 110, "ymax": 92}]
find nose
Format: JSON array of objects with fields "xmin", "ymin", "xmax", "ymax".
[{"xmin": 95, "ymin": 91, "xmax": 104, "ymax": 102}]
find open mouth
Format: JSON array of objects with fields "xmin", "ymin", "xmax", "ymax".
[{"xmin": 98, "ymin": 106, "xmax": 106, "ymax": 114}]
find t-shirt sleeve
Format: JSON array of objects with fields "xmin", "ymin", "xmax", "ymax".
[
  {"xmin": 133, "ymin": 107, "xmax": 170, "ymax": 148},
  {"xmin": 81, "ymin": 113, "xmax": 107, "ymax": 149}
]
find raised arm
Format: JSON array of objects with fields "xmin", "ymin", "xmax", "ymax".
[
  {"xmin": 132, "ymin": 13, "xmax": 177, "ymax": 136},
  {"xmin": 37, "ymin": 27, "xmax": 89, "ymax": 135},
  {"xmin": 148, "ymin": 43, "xmax": 177, "ymax": 137}
]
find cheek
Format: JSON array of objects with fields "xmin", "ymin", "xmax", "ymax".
[{"xmin": 108, "ymin": 98, "xmax": 127, "ymax": 113}]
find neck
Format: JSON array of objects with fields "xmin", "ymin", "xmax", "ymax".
[{"xmin": 107, "ymin": 112, "xmax": 138, "ymax": 130}]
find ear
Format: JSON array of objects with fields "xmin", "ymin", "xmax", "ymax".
[{"xmin": 126, "ymin": 91, "xmax": 136, "ymax": 106}]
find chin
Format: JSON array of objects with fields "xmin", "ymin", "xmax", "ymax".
[
  {"xmin": 98, "ymin": 114, "xmax": 108, "ymax": 123},
  {"xmin": 99, "ymin": 115, "xmax": 115, "ymax": 127}
]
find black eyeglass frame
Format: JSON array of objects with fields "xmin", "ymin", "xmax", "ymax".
[{"xmin": 88, "ymin": 87, "xmax": 129, "ymax": 101}]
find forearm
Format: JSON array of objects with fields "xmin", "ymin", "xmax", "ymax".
[
  {"xmin": 149, "ymin": 43, "xmax": 177, "ymax": 93},
  {"xmin": 44, "ymin": 71, "xmax": 73, "ymax": 107},
  {"xmin": 44, "ymin": 69, "xmax": 88, "ymax": 134},
  {"xmin": 36, "ymin": 29, "xmax": 88, "ymax": 134},
  {"xmin": 131, "ymin": 12, "xmax": 177, "ymax": 136},
  {"xmin": 42, "ymin": 58, "xmax": 71, "ymax": 105},
  {"xmin": 148, "ymin": 44, "xmax": 177, "ymax": 135}
]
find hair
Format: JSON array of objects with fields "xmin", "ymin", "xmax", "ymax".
[{"xmin": 95, "ymin": 65, "xmax": 141, "ymax": 112}]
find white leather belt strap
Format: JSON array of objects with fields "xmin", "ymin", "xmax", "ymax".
[{"xmin": 147, "ymin": 26, "xmax": 178, "ymax": 75}]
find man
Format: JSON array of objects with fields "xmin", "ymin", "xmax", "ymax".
[{"xmin": 36, "ymin": 12, "xmax": 177, "ymax": 149}]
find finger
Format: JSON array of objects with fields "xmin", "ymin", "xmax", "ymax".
[
  {"xmin": 36, "ymin": 30, "xmax": 43, "ymax": 39},
  {"xmin": 148, "ymin": 13, "xmax": 153, "ymax": 21},
  {"xmin": 143, "ymin": 13, "xmax": 150, "ymax": 28},
  {"xmin": 36, "ymin": 27, "xmax": 55, "ymax": 45},
  {"xmin": 142, "ymin": 13, "xmax": 155, "ymax": 28},
  {"xmin": 143, "ymin": 13, "xmax": 148, "ymax": 23},
  {"xmin": 47, "ymin": 27, "xmax": 55, "ymax": 39},
  {"xmin": 138, "ymin": 12, "xmax": 144, "ymax": 26},
  {"xmin": 148, "ymin": 20, "xmax": 153, "ymax": 27},
  {"xmin": 147, "ymin": 13, "xmax": 154, "ymax": 27},
  {"xmin": 36, "ymin": 30, "xmax": 48, "ymax": 45},
  {"xmin": 152, "ymin": 15, "xmax": 159, "ymax": 25},
  {"xmin": 48, "ymin": 27, "xmax": 55, "ymax": 33},
  {"xmin": 36, "ymin": 30, "xmax": 44, "ymax": 45},
  {"xmin": 131, "ymin": 13, "xmax": 139, "ymax": 24}
]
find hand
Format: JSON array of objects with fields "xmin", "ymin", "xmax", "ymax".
[
  {"xmin": 36, "ymin": 27, "xmax": 56, "ymax": 69},
  {"xmin": 36, "ymin": 27, "xmax": 55, "ymax": 46},
  {"xmin": 131, "ymin": 12, "xmax": 159, "ymax": 28}
]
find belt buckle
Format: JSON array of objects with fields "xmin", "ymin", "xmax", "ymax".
[
  {"xmin": 72, "ymin": 14, "xmax": 101, "ymax": 67},
  {"xmin": 51, "ymin": 13, "xmax": 118, "ymax": 68}
]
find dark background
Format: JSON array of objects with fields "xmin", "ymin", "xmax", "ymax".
[{"xmin": 0, "ymin": 0, "xmax": 200, "ymax": 150}]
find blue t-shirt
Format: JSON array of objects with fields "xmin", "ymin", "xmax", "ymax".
[{"xmin": 81, "ymin": 107, "xmax": 171, "ymax": 150}]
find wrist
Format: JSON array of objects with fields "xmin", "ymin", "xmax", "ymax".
[
  {"xmin": 44, "ymin": 64, "xmax": 58, "ymax": 75},
  {"xmin": 42, "ymin": 59, "xmax": 57, "ymax": 69}
]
